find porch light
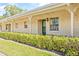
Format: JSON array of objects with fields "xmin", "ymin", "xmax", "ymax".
[{"xmin": 38, "ymin": 19, "xmax": 41, "ymax": 21}]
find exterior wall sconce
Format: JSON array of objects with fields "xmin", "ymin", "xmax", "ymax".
[{"xmin": 38, "ymin": 19, "xmax": 41, "ymax": 22}]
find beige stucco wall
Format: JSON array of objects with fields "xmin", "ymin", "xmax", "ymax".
[
  {"xmin": 32, "ymin": 9, "xmax": 71, "ymax": 36},
  {"xmin": 0, "ymin": 9, "xmax": 71, "ymax": 36},
  {"xmin": 47, "ymin": 10, "xmax": 71, "ymax": 36},
  {"xmin": 13, "ymin": 17, "xmax": 32, "ymax": 33},
  {"xmin": 74, "ymin": 8, "xmax": 79, "ymax": 36},
  {"xmin": 0, "ymin": 17, "xmax": 32, "ymax": 34},
  {"xmin": 1, "ymin": 4, "xmax": 79, "ymax": 36},
  {"xmin": 0, "ymin": 23, "xmax": 6, "ymax": 32},
  {"xmin": 0, "ymin": 21, "xmax": 12, "ymax": 32}
]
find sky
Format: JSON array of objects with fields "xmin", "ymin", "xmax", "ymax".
[{"xmin": 0, "ymin": 3, "xmax": 48, "ymax": 15}]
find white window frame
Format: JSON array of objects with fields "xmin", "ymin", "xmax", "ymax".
[{"xmin": 50, "ymin": 17, "xmax": 59, "ymax": 31}]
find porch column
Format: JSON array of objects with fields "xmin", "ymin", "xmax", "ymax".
[
  {"xmin": 10, "ymin": 21, "xmax": 13, "ymax": 32},
  {"xmin": 67, "ymin": 9, "xmax": 75, "ymax": 37},
  {"xmin": 66, "ymin": 4, "xmax": 79, "ymax": 37},
  {"xmin": 28, "ymin": 16, "xmax": 32, "ymax": 34},
  {"xmin": 70, "ymin": 11, "xmax": 74, "ymax": 37},
  {"xmin": 11, "ymin": 22, "xmax": 15, "ymax": 32},
  {"xmin": 67, "ymin": 4, "xmax": 75, "ymax": 37}
]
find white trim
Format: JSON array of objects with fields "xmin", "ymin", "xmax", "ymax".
[
  {"xmin": 28, "ymin": 16, "xmax": 32, "ymax": 33},
  {"xmin": 70, "ymin": 11, "xmax": 74, "ymax": 37},
  {"xmin": 67, "ymin": 8, "xmax": 74, "ymax": 37}
]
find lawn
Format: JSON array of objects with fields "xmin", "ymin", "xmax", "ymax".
[{"xmin": 0, "ymin": 40, "xmax": 58, "ymax": 56}]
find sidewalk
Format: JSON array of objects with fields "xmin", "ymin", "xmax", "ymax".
[
  {"xmin": 0, "ymin": 38, "xmax": 62, "ymax": 56},
  {"xmin": 0, "ymin": 52, "xmax": 5, "ymax": 56}
]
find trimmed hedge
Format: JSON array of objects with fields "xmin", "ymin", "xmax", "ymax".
[{"xmin": 0, "ymin": 32, "xmax": 79, "ymax": 56}]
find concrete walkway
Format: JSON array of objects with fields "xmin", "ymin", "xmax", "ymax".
[
  {"xmin": 0, "ymin": 53, "xmax": 6, "ymax": 56},
  {"xmin": 0, "ymin": 38, "xmax": 62, "ymax": 56}
]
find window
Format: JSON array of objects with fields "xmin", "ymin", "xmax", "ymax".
[
  {"xmin": 15, "ymin": 23, "xmax": 18, "ymax": 28},
  {"xmin": 24, "ymin": 21, "xmax": 27, "ymax": 28},
  {"xmin": 50, "ymin": 17, "xmax": 59, "ymax": 31}
]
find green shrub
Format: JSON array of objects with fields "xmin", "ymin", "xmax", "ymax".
[
  {"xmin": 0, "ymin": 32, "xmax": 79, "ymax": 56},
  {"xmin": 65, "ymin": 49, "xmax": 78, "ymax": 56}
]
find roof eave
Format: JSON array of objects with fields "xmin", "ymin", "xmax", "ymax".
[{"xmin": 0, "ymin": 3, "xmax": 67, "ymax": 22}]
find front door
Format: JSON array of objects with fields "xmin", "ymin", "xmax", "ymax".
[{"xmin": 42, "ymin": 20, "xmax": 46, "ymax": 35}]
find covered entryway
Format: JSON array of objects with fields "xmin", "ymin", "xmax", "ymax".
[
  {"xmin": 38, "ymin": 19, "xmax": 46, "ymax": 35},
  {"xmin": 6, "ymin": 24, "xmax": 11, "ymax": 32}
]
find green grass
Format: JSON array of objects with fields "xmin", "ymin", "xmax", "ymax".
[{"xmin": 0, "ymin": 40, "xmax": 58, "ymax": 56}]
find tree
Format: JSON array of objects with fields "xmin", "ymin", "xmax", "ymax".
[{"xmin": 4, "ymin": 4, "xmax": 24, "ymax": 17}]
